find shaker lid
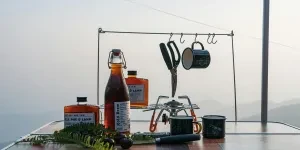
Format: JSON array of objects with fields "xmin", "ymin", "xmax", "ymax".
[
  {"xmin": 128, "ymin": 70, "xmax": 137, "ymax": 75},
  {"xmin": 77, "ymin": 97, "xmax": 87, "ymax": 103}
]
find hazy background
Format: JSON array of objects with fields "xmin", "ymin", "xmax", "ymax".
[{"xmin": 1, "ymin": 0, "xmax": 300, "ymax": 148}]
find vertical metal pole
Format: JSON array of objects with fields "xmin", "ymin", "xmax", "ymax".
[
  {"xmin": 230, "ymin": 31, "xmax": 238, "ymax": 122},
  {"xmin": 97, "ymin": 29, "xmax": 100, "ymax": 105},
  {"xmin": 261, "ymin": 0, "xmax": 270, "ymax": 124}
]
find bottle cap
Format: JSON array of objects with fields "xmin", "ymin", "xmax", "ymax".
[
  {"xmin": 77, "ymin": 97, "xmax": 87, "ymax": 103},
  {"xmin": 128, "ymin": 70, "xmax": 137, "ymax": 75},
  {"xmin": 112, "ymin": 49, "xmax": 121, "ymax": 56}
]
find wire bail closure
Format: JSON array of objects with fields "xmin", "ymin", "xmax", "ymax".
[{"xmin": 107, "ymin": 50, "xmax": 127, "ymax": 69}]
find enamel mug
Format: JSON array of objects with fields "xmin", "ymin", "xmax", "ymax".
[{"xmin": 181, "ymin": 41, "xmax": 211, "ymax": 70}]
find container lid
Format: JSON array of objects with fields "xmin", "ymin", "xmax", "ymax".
[
  {"xmin": 77, "ymin": 97, "xmax": 87, "ymax": 103},
  {"xmin": 128, "ymin": 70, "xmax": 137, "ymax": 75},
  {"xmin": 202, "ymin": 115, "xmax": 226, "ymax": 120}
]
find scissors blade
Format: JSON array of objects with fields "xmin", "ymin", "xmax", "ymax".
[{"xmin": 171, "ymin": 69, "xmax": 177, "ymax": 98}]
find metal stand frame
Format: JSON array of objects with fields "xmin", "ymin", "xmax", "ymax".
[
  {"xmin": 97, "ymin": 28, "xmax": 238, "ymax": 121},
  {"xmin": 261, "ymin": 0, "xmax": 270, "ymax": 124}
]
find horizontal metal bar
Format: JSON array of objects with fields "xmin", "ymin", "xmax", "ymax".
[{"xmin": 98, "ymin": 28, "xmax": 233, "ymax": 36}]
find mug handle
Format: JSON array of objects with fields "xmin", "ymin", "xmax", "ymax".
[
  {"xmin": 192, "ymin": 122, "xmax": 202, "ymax": 134},
  {"xmin": 191, "ymin": 41, "xmax": 205, "ymax": 50}
]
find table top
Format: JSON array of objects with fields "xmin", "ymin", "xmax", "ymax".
[
  {"xmin": 4, "ymin": 120, "xmax": 300, "ymax": 150},
  {"xmin": 33, "ymin": 120, "xmax": 300, "ymax": 134}
]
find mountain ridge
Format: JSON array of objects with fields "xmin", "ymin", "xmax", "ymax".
[{"xmin": 241, "ymin": 102, "xmax": 300, "ymax": 127}]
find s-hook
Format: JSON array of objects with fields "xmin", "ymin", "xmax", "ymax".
[
  {"xmin": 194, "ymin": 33, "xmax": 198, "ymax": 42},
  {"xmin": 180, "ymin": 33, "xmax": 185, "ymax": 43},
  {"xmin": 207, "ymin": 33, "xmax": 217, "ymax": 44},
  {"xmin": 169, "ymin": 33, "xmax": 173, "ymax": 42}
]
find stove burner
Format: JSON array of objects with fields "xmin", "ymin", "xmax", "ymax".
[{"xmin": 164, "ymin": 100, "xmax": 183, "ymax": 108}]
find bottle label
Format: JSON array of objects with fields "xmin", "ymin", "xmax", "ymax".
[
  {"xmin": 128, "ymin": 84, "xmax": 144, "ymax": 103},
  {"xmin": 114, "ymin": 101, "xmax": 130, "ymax": 132},
  {"xmin": 64, "ymin": 113, "xmax": 95, "ymax": 128}
]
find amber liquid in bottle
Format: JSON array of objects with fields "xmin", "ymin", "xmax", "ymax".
[
  {"xmin": 64, "ymin": 97, "xmax": 100, "ymax": 128},
  {"xmin": 125, "ymin": 70, "xmax": 149, "ymax": 107},
  {"xmin": 104, "ymin": 49, "xmax": 130, "ymax": 134}
]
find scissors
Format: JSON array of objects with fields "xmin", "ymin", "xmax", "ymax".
[{"xmin": 159, "ymin": 41, "xmax": 181, "ymax": 98}]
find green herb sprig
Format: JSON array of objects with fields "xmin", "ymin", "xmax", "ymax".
[{"xmin": 19, "ymin": 123, "xmax": 154, "ymax": 149}]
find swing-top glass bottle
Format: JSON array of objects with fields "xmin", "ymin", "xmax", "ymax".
[{"xmin": 104, "ymin": 49, "xmax": 130, "ymax": 134}]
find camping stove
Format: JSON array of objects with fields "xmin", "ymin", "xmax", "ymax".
[{"xmin": 145, "ymin": 95, "xmax": 200, "ymax": 132}]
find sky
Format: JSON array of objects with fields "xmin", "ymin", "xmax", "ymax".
[{"xmin": 0, "ymin": 0, "xmax": 300, "ymax": 116}]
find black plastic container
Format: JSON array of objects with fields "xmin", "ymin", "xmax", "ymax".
[{"xmin": 201, "ymin": 115, "xmax": 226, "ymax": 139}]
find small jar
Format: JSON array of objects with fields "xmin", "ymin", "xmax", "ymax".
[
  {"xmin": 125, "ymin": 70, "xmax": 149, "ymax": 107},
  {"xmin": 64, "ymin": 97, "xmax": 100, "ymax": 128}
]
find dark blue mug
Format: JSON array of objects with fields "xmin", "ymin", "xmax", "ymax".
[
  {"xmin": 169, "ymin": 116, "xmax": 201, "ymax": 135},
  {"xmin": 182, "ymin": 41, "xmax": 211, "ymax": 70}
]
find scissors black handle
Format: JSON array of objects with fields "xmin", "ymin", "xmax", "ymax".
[
  {"xmin": 159, "ymin": 43, "xmax": 173, "ymax": 70},
  {"xmin": 167, "ymin": 41, "xmax": 181, "ymax": 67}
]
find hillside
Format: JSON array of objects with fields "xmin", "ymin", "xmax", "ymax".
[
  {"xmin": 241, "ymin": 103, "xmax": 300, "ymax": 127},
  {"xmin": 272, "ymin": 98, "xmax": 300, "ymax": 108},
  {"xmin": 194, "ymin": 100, "xmax": 277, "ymax": 121}
]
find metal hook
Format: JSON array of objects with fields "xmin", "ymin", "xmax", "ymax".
[
  {"xmin": 207, "ymin": 33, "xmax": 217, "ymax": 44},
  {"xmin": 194, "ymin": 33, "xmax": 198, "ymax": 42},
  {"xmin": 207, "ymin": 33, "xmax": 211, "ymax": 44},
  {"xmin": 169, "ymin": 33, "xmax": 173, "ymax": 42},
  {"xmin": 211, "ymin": 33, "xmax": 217, "ymax": 44},
  {"xmin": 180, "ymin": 33, "xmax": 185, "ymax": 43}
]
